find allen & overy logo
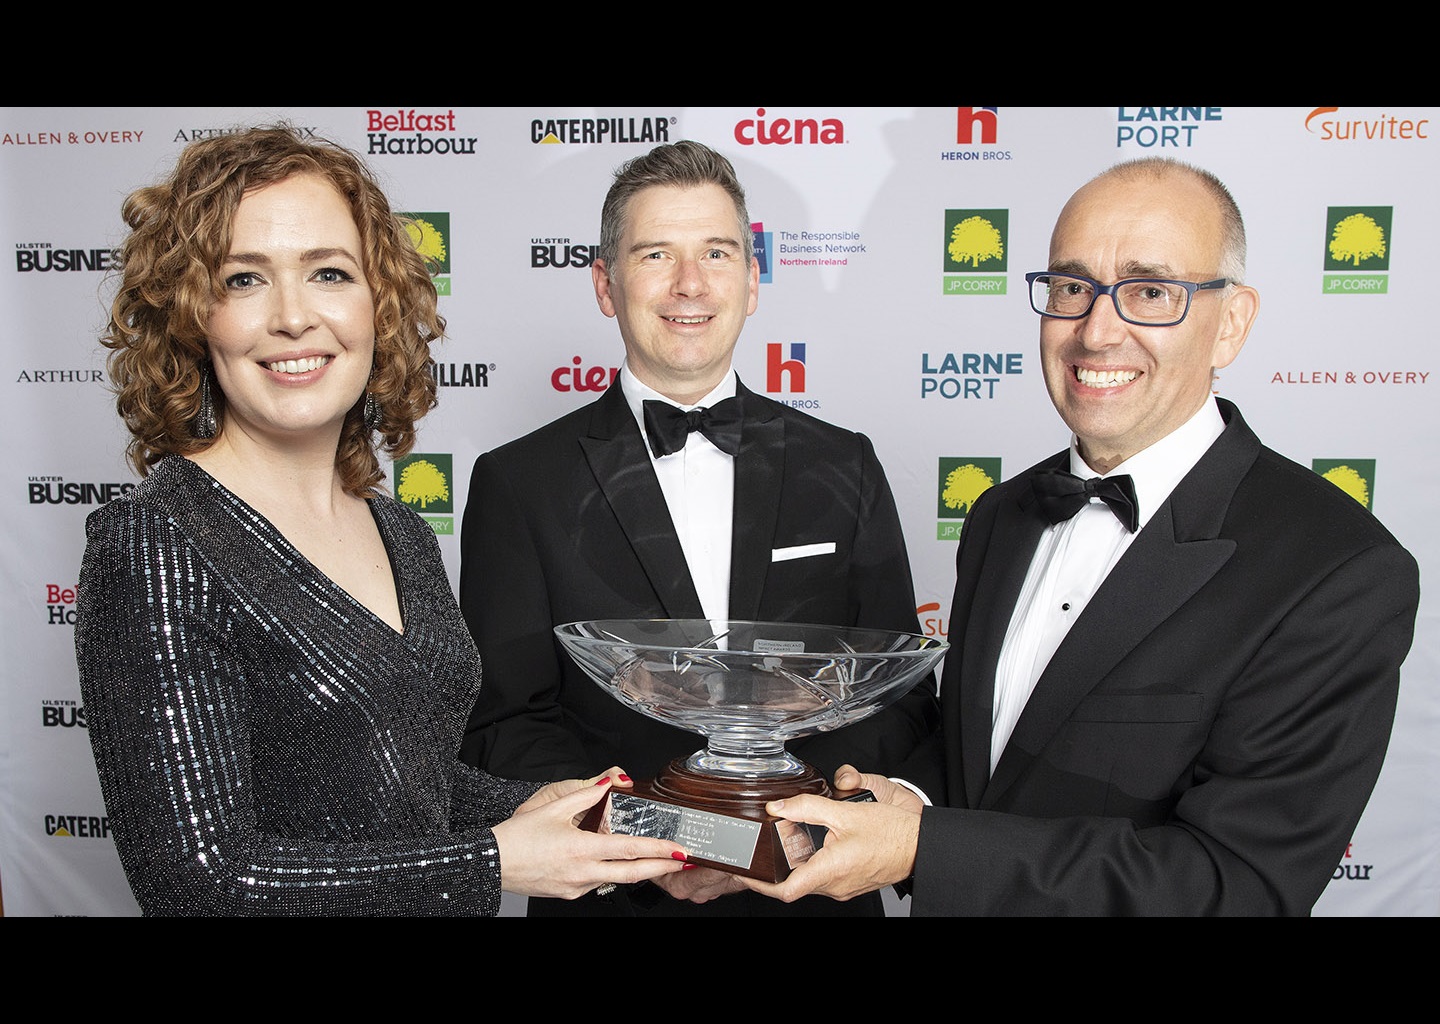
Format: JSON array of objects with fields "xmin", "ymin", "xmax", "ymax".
[
  {"xmin": 936, "ymin": 457, "xmax": 1000, "ymax": 540},
  {"xmin": 393, "ymin": 453, "xmax": 454, "ymax": 535},
  {"xmin": 531, "ymin": 115, "xmax": 674, "ymax": 145},
  {"xmin": 752, "ymin": 222, "xmax": 772, "ymax": 284},
  {"xmin": 942, "ymin": 107, "xmax": 1012, "ymax": 164},
  {"xmin": 366, "ymin": 109, "xmax": 476, "ymax": 156},
  {"xmin": 400, "ymin": 211, "xmax": 450, "ymax": 296},
  {"xmin": 1323, "ymin": 206, "xmax": 1392, "ymax": 295},
  {"xmin": 1313, "ymin": 459, "xmax": 1376, "ymax": 509},
  {"xmin": 1115, "ymin": 107, "xmax": 1222, "ymax": 149},
  {"xmin": 1305, "ymin": 107, "xmax": 1430, "ymax": 142},
  {"xmin": 942, "ymin": 209, "xmax": 1007, "ymax": 296}
]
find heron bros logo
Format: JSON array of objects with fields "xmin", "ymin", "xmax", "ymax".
[
  {"xmin": 393, "ymin": 453, "xmax": 454, "ymax": 535},
  {"xmin": 399, "ymin": 212, "xmax": 450, "ymax": 296},
  {"xmin": 936, "ymin": 457, "xmax": 1000, "ymax": 540},
  {"xmin": 1313, "ymin": 459, "xmax": 1377, "ymax": 509},
  {"xmin": 1323, "ymin": 206, "xmax": 1392, "ymax": 295},
  {"xmin": 942, "ymin": 210, "xmax": 1008, "ymax": 296}
]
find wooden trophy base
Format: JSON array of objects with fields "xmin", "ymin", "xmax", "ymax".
[{"xmin": 580, "ymin": 757, "xmax": 873, "ymax": 882}]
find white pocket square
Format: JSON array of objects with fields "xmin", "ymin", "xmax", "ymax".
[{"xmin": 771, "ymin": 542, "xmax": 836, "ymax": 562}]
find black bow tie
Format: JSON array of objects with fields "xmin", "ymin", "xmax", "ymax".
[
  {"xmin": 642, "ymin": 397, "xmax": 743, "ymax": 458},
  {"xmin": 1031, "ymin": 467, "xmax": 1140, "ymax": 533}
]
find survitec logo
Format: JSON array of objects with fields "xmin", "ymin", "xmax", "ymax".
[
  {"xmin": 394, "ymin": 453, "xmax": 454, "ymax": 536},
  {"xmin": 916, "ymin": 600, "xmax": 948, "ymax": 639},
  {"xmin": 936, "ymin": 457, "xmax": 1000, "ymax": 540},
  {"xmin": 1115, "ymin": 107, "xmax": 1223, "ymax": 148},
  {"xmin": 1313, "ymin": 459, "xmax": 1377, "ymax": 509},
  {"xmin": 532, "ymin": 116, "xmax": 674, "ymax": 145},
  {"xmin": 942, "ymin": 107, "xmax": 1012, "ymax": 163},
  {"xmin": 400, "ymin": 212, "xmax": 451, "ymax": 296},
  {"xmin": 1305, "ymin": 107, "xmax": 1430, "ymax": 142},
  {"xmin": 942, "ymin": 209, "xmax": 1007, "ymax": 296},
  {"xmin": 366, "ymin": 109, "xmax": 476, "ymax": 156},
  {"xmin": 15, "ymin": 242, "xmax": 115, "ymax": 273},
  {"xmin": 1323, "ymin": 206, "xmax": 1392, "ymax": 294}
]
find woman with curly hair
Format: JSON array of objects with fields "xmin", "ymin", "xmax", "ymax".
[{"xmin": 74, "ymin": 124, "xmax": 690, "ymax": 916}]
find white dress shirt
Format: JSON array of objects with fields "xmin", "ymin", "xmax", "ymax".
[
  {"xmin": 619, "ymin": 363, "xmax": 737, "ymax": 625},
  {"xmin": 989, "ymin": 397, "xmax": 1226, "ymax": 775}
]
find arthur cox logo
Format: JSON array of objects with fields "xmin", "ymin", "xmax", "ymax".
[
  {"xmin": 400, "ymin": 212, "xmax": 450, "ymax": 296},
  {"xmin": 1313, "ymin": 459, "xmax": 1376, "ymax": 509},
  {"xmin": 1305, "ymin": 107, "xmax": 1429, "ymax": 142},
  {"xmin": 393, "ymin": 453, "xmax": 453, "ymax": 535},
  {"xmin": 1323, "ymin": 206, "xmax": 1391, "ymax": 294},
  {"xmin": 942, "ymin": 210, "xmax": 1007, "ymax": 296},
  {"xmin": 752, "ymin": 223, "xmax": 772, "ymax": 284},
  {"xmin": 936, "ymin": 457, "xmax": 1000, "ymax": 540},
  {"xmin": 1115, "ymin": 107, "xmax": 1222, "ymax": 148}
]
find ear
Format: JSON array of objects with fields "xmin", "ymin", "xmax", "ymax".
[
  {"xmin": 745, "ymin": 256, "xmax": 760, "ymax": 316},
  {"xmin": 591, "ymin": 260, "xmax": 617, "ymax": 318},
  {"xmin": 1211, "ymin": 283, "xmax": 1259, "ymax": 370}
]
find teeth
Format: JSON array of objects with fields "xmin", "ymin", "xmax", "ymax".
[
  {"xmin": 1076, "ymin": 367, "xmax": 1139, "ymax": 388},
  {"xmin": 666, "ymin": 316, "xmax": 709, "ymax": 324},
  {"xmin": 266, "ymin": 356, "xmax": 330, "ymax": 374}
]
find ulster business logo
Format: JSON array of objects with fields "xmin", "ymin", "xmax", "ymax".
[
  {"xmin": 942, "ymin": 210, "xmax": 1007, "ymax": 296},
  {"xmin": 400, "ymin": 212, "xmax": 450, "ymax": 296},
  {"xmin": 936, "ymin": 457, "xmax": 1000, "ymax": 540},
  {"xmin": 1323, "ymin": 206, "xmax": 1392, "ymax": 295},
  {"xmin": 15, "ymin": 242, "xmax": 115, "ymax": 274},
  {"xmin": 1313, "ymin": 459, "xmax": 1376, "ymax": 509},
  {"xmin": 531, "ymin": 236, "xmax": 597, "ymax": 269},
  {"xmin": 42, "ymin": 698, "xmax": 85, "ymax": 728},
  {"xmin": 394, "ymin": 453, "xmax": 454, "ymax": 535}
]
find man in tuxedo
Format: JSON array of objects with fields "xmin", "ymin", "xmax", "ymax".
[
  {"xmin": 744, "ymin": 156, "xmax": 1420, "ymax": 915},
  {"xmin": 457, "ymin": 140, "xmax": 939, "ymax": 917}
]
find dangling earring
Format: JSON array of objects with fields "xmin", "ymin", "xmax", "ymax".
[
  {"xmin": 193, "ymin": 360, "xmax": 217, "ymax": 439},
  {"xmin": 364, "ymin": 390, "xmax": 381, "ymax": 431}
]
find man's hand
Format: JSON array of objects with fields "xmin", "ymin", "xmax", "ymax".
[{"xmin": 650, "ymin": 864, "xmax": 748, "ymax": 903}]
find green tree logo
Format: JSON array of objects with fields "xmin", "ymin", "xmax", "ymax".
[
  {"xmin": 1324, "ymin": 207, "xmax": 1391, "ymax": 270},
  {"xmin": 399, "ymin": 212, "xmax": 451, "ymax": 275},
  {"xmin": 937, "ymin": 457, "xmax": 1001, "ymax": 519},
  {"xmin": 394, "ymin": 453, "xmax": 454, "ymax": 514},
  {"xmin": 943, "ymin": 209, "xmax": 1008, "ymax": 272},
  {"xmin": 1313, "ymin": 459, "xmax": 1375, "ymax": 509}
]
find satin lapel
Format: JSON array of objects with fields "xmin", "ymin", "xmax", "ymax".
[
  {"xmin": 958, "ymin": 463, "xmax": 1055, "ymax": 808},
  {"xmin": 981, "ymin": 402, "xmax": 1258, "ymax": 808},
  {"xmin": 578, "ymin": 387, "xmax": 705, "ymax": 618},
  {"xmin": 728, "ymin": 382, "xmax": 783, "ymax": 621}
]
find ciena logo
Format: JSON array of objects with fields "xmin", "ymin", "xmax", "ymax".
[
  {"xmin": 734, "ymin": 108, "xmax": 844, "ymax": 146},
  {"xmin": 766, "ymin": 343, "xmax": 806, "ymax": 393}
]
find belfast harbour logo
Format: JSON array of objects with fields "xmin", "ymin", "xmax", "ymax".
[
  {"xmin": 366, "ymin": 109, "xmax": 476, "ymax": 156},
  {"xmin": 393, "ymin": 453, "xmax": 454, "ymax": 536},
  {"xmin": 942, "ymin": 209, "xmax": 1007, "ymax": 296},
  {"xmin": 935, "ymin": 457, "xmax": 1000, "ymax": 540}
]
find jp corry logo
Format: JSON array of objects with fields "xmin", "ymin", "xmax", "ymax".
[
  {"xmin": 1313, "ymin": 459, "xmax": 1376, "ymax": 509},
  {"xmin": 942, "ymin": 210, "xmax": 1007, "ymax": 296},
  {"xmin": 936, "ymin": 457, "xmax": 1000, "ymax": 540},
  {"xmin": 394, "ymin": 453, "xmax": 454, "ymax": 535},
  {"xmin": 400, "ymin": 212, "xmax": 450, "ymax": 296},
  {"xmin": 1323, "ymin": 207, "xmax": 1392, "ymax": 295}
]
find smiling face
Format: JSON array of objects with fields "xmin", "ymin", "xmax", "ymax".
[
  {"xmin": 592, "ymin": 183, "xmax": 759, "ymax": 405},
  {"xmin": 204, "ymin": 172, "xmax": 376, "ymax": 451},
  {"xmin": 1039, "ymin": 167, "xmax": 1259, "ymax": 473}
]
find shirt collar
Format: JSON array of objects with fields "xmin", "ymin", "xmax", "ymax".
[
  {"xmin": 620, "ymin": 362, "xmax": 738, "ymax": 447},
  {"xmin": 1069, "ymin": 397, "xmax": 1224, "ymax": 530}
]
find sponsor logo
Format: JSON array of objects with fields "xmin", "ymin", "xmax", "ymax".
[
  {"xmin": 752, "ymin": 223, "xmax": 772, "ymax": 284},
  {"xmin": 1270, "ymin": 369, "xmax": 1428, "ymax": 386},
  {"xmin": 766, "ymin": 343, "xmax": 806, "ymax": 394},
  {"xmin": 1305, "ymin": 107, "xmax": 1430, "ymax": 142},
  {"xmin": 27, "ymin": 476, "xmax": 135, "ymax": 505},
  {"xmin": 921, "ymin": 351, "xmax": 1025, "ymax": 400},
  {"xmin": 432, "ymin": 362, "xmax": 492, "ymax": 388},
  {"xmin": 532, "ymin": 116, "xmax": 674, "ymax": 145},
  {"xmin": 552, "ymin": 357, "xmax": 618, "ymax": 393},
  {"xmin": 400, "ymin": 212, "xmax": 451, "ymax": 296},
  {"xmin": 15, "ymin": 242, "xmax": 115, "ymax": 273},
  {"xmin": 3, "ymin": 129, "xmax": 144, "ymax": 147},
  {"xmin": 734, "ymin": 108, "xmax": 845, "ymax": 146},
  {"xmin": 1115, "ymin": 106, "xmax": 1223, "ymax": 148},
  {"xmin": 1333, "ymin": 841, "xmax": 1375, "ymax": 882},
  {"xmin": 16, "ymin": 368, "xmax": 104, "ymax": 383},
  {"xmin": 366, "ymin": 109, "xmax": 477, "ymax": 156},
  {"xmin": 916, "ymin": 601, "xmax": 948, "ymax": 639},
  {"xmin": 45, "ymin": 583, "xmax": 77, "ymax": 626},
  {"xmin": 936, "ymin": 457, "xmax": 1000, "ymax": 540},
  {"xmin": 775, "ymin": 229, "xmax": 866, "ymax": 268},
  {"xmin": 942, "ymin": 209, "xmax": 1007, "ymax": 295},
  {"xmin": 942, "ymin": 107, "xmax": 1012, "ymax": 163},
  {"xmin": 42, "ymin": 698, "xmax": 85, "ymax": 728},
  {"xmin": 173, "ymin": 125, "xmax": 318, "ymax": 143},
  {"xmin": 46, "ymin": 814, "xmax": 111, "ymax": 838},
  {"xmin": 393, "ymin": 453, "xmax": 454, "ymax": 536},
  {"xmin": 1323, "ymin": 205, "xmax": 1392, "ymax": 295},
  {"xmin": 531, "ymin": 237, "xmax": 597, "ymax": 269},
  {"xmin": 1313, "ymin": 459, "xmax": 1376, "ymax": 509}
]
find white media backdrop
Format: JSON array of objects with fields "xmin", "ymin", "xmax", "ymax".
[{"xmin": 1, "ymin": 106, "xmax": 1434, "ymax": 916}]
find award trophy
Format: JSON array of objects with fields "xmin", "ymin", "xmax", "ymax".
[{"xmin": 555, "ymin": 618, "xmax": 947, "ymax": 882}]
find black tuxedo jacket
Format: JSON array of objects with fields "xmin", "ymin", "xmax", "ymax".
[
  {"xmin": 458, "ymin": 379, "xmax": 939, "ymax": 916},
  {"xmin": 905, "ymin": 399, "xmax": 1419, "ymax": 916}
]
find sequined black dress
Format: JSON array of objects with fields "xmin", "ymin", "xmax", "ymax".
[{"xmin": 75, "ymin": 456, "xmax": 542, "ymax": 916}]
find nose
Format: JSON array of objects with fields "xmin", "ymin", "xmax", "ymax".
[
  {"xmin": 1074, "ymin": 288, "xmax": 1127, "ymax": 349},
  {"xmin": 671, "ymin": 256, "xmax": 707, "ymax": 297},
  {"xmin": 269, "ymin": 279, "xmax": 319, "ymax": 337}
]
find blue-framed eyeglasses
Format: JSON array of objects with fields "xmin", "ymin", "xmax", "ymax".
[{"xmin": 1025, "ymin": 271, "xmax": 1228, "ymax": 327}]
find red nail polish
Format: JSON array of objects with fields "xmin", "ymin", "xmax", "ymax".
[
  {"xmin": 682, "ymin": 863, "xmax": 697, "ymax": 870},
  {"xmin": 618, "ymin": 774, "xmax": 632, "ymax": 782},
  {"xmin": 671, "ymin": 851, "xmax": 688, "ymax": 861},
  {"xmin": 595, "ymin": 777, "xmax": 610, "ymax": 786}
]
